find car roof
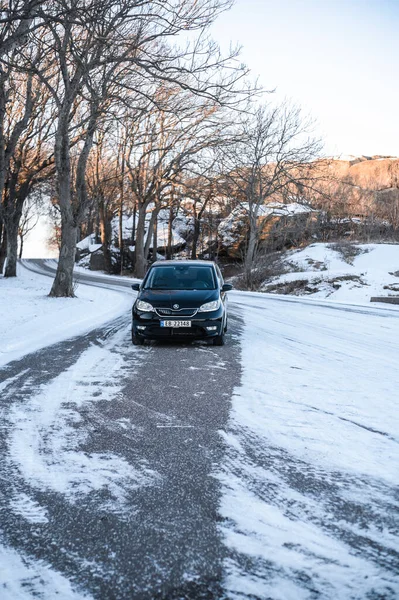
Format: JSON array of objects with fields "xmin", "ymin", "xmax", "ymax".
[{"xmin": 150, "ymin": 260, "xmax": 216, "ymax": 267}]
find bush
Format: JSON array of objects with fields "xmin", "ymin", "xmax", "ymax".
[{"xmin": 328, "ymin": 241, "xmax": 367, "ymax": 265}]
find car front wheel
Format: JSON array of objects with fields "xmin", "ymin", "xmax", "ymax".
[
  {"xmin": 132, "ymin": 331, "xmax": 144, "ymax": 345},
  {"xmin": 213, "ymin": 332, "xmax": 225, "ymax": 346}
]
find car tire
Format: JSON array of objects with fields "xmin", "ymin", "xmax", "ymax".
[
  {"xmin": 132, "ymin": 331, "xmax": 144, "ymax": 345},
  {"xmin": 213, "ymin": 332, "xmax": 225, "ymax": 346}
]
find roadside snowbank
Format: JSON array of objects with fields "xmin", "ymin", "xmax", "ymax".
[
  {"xmin": 0, "ymin": 262, "xmax": 132, "ymax": 368},
  {"xmin": 262, "ymin": 243, "xmax": 399, "ymax": 304}
]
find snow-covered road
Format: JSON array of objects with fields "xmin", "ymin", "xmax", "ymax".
[
  {"xmin": 222, "ymin": 293, "xmax": 399, "ymax": 599},
  {"xmin": 0, "ymin": 261, "xmax": 398, "ymax": 599}
]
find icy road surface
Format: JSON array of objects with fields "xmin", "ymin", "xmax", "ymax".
[{"xmin": 0, "ymin": 260, "xmax": 398, "ymax": 599}]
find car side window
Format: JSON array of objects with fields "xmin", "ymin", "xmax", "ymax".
[{"xmin": 215, "ymin": 265, "xmax": 223, "ymax": 288}]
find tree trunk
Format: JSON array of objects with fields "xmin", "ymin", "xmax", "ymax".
[
  {"xmin": 0, "ymin": 219, "xmax": 6, "ymax": 274},
  {"xmin": 50, "ymin": 218, "xmax": 78, "ymax": 295},
  {"xmin": 119, "ymin": 152, "xmax": 125, "ymax": 275},
  {"xmin": 19, "ymin": 233, "xmax": 23, "ymax": 259},
  {"xmin": 152, "ymin": 212, "xmax": 158, "ymax": 261},
  {"xmin": 130, "ymin": 202, "xmax": 137, "ymax": 271},
  {"xmin": 119, "ymin": 203, "xmax": 123, "ymax": 274},
  {"xmin": 192, "ymin": 199, "xmax": 208, "ymax": 260},
  {"xmin": 133, "ymin": 204, "xmax": 147, "ymax": 278},
  {"xmin": 99, "ymin": 199, "xmax": 112, "ymax": 273},
  {"xmin": 4, "ymin": 218, "xmax": 19, "ymax": 277},
  {"xmin": 132, "ymin": 202, "xmax": 137, "ymax": 245},
  {"xmin": 144, "ymin": 208, "xmax": 157, "ymax": 262},
  {"xmin": 244, "ymin": 215, "xmax": 258, "ymax": 289},
  {"xmin": 191, "ymin": 212, "xmax": 200, "ymax": 260},
  {"xmin": 166, "ymin": 205, "xmax": 174, "ymax": 260},
  {"xmin": 0, "ymin": 70, "xmax": 7, "ymax": 216},
  {"xmin": 50, "ymin": 107, "xmax": 77, "ymax": 297},
  {"xmin": 50, "ymin": 87, "xmax": 96, "ymax": 293}
]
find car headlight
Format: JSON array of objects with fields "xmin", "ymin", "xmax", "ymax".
[
  {"xmin": 136, "ymin": 300, "xmax": 154, "ymax": 312},
  {"xmin": 198, "ymin": 299, "xmax": 220, "ymax": 312}
]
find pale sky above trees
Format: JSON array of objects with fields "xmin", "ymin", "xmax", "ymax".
[{"xmin": 211, "ymin": 0, "xmax": 398, "ymax": 157}]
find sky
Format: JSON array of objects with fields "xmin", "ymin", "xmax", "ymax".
[
  {"xmin": 210, "ymin": 0, "xmax": 398, "ymax": 157},
  {"xmin": 24, "ymin": 219, "xmax": 57, "ymax": 258}
]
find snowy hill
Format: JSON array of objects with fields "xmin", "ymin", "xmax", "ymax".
[{"xmin": 260, "ymin": 243, "xmax": 399, "ymax": 304}]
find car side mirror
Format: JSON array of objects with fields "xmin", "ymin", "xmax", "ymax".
[
  {"xmin": 131, "ymin": 283, "xmax": 140, "ymax": 291},
  {"xmin": 222, "ymin": 283, "xmax": 233, "ymax": 292}
]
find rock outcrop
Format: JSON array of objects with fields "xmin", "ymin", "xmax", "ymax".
[
  {"xmin": 317, "ymin": 155, "xmax": 399, "ymax": 214},
  {"xmin": 328, "ymin": 156, "xmax": 399, "ymax": 191},
  {"xmin": 218, "ymin": 203, "xmax": 316, "ymax": 258}
]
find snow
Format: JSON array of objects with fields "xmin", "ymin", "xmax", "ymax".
[
  {"xmin": 10, "ymin": 493, "xmax": 49, "ymax": 524},
  {"xmin": 218, "ymin": 202, "xmax": 314, "ymax": 246},
  {"xmin": 263, "ymin": 243, "xmax": 399, "ymax": 304},
  {"xmin": 152, "ymin": 209, "xmax": 188, "ymax": 248},
  {"xmin": 5, "ymin": 325, "xmax": 159, "ymax": 510},
  {"xmin": 220, "ymin": 292, "xmax": 399, "ymax": 598},
  {"xmin": 330, "ymin": 154, "xmax": 363, "ymax": 162},
  {"xmin": 76, "ymin": 234, "xmax": 102, "ymax": 253},
  {"xmin": 0, "ymin": 543, "xmax": 90, "ymax": 599},
  {"xmin": 223, "ymin": 201, "xmax": 314, "ymax": 220},
  {"xmin": 0, "ymin": 268, "xmax": 161, "ymax": 596},
  {"xmin": 0, "ymin": 261, "xmax": 133, "ymax": 368},
  {"xmin": 1, "ymin": 252, "xmax": 398, "ymax": 597},
  {"xmin": 111, "ymin": 208, "xmax": 188, "ymax": 251},
  {"xmin": 330, "ymin": 155, "xmax": 397, "ymax": 162},
  {"xmin": 0, "ymin": 284, "xmax": 161, "ymax": 600}
]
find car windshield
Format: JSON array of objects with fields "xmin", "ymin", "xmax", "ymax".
[{"xmin": 144, "ymin": 265, "xmax": 217, "ymax": 290}]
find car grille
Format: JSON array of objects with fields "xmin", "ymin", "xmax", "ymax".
[
  {"xmin": 147, "ymin": 325, "xmax": 205, "ymax": 337},
  {"xmin": 155, "ymin": 308, "xmax": 198, "ymax": 317}
]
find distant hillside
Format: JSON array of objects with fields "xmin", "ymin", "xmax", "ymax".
[
  {"xmin": 315, "ymin": 155, "xmax": 399, "ymax": 214},
  {"xmin": 327, "ymin": 155, "xmax": 398, "ymax": 189}
]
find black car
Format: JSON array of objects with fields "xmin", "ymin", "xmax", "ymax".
[{"xmin": 131, "ymin": 260, "xmax": 232, "ymax": 346}]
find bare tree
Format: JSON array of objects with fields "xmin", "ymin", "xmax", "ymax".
[
  {"xmin": 182, "ymin": 166, "xmax": 220, "ymax": 260},
  {"xmin": 20, "ymin": 0, "xmax": 250, "ymax": 295},
  {"xmin": 125, "ymin": 82, "xmax": 236, "ymax": 276},
  {"xmin": 84, "ymin": 128, "xmax": 123, "ymax": 272},
  {"xmin": 219, "ymin": 103, "xmax": 322, "ymax": 287},
  {"xmin": 0, "ymin": 55, "xmax": 54, "ymax": 276},
  {"xmin": 0, "ymin": 1, "xmax": 51, "ymax": 241},
  {"xmin": 0, "ymin": 0, "xmax": 46, "ymax": 57}
]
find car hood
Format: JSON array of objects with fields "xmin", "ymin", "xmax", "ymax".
[{"xmin": 138, "ymin": 289, "xmax": 218, "ymax": 308}]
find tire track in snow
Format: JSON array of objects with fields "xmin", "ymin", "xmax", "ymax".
[
  {"xmin": 0, "ymin": 316, "xmax": 160, "ymax": 599},
  {"xmin": 218, "ymin": 424, "xmax": 399, "ymax": 599}
]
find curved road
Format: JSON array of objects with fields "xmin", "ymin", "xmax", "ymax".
[{"xmin": 1, "ymin": 260, "xmax": 243, "ymax": 599}]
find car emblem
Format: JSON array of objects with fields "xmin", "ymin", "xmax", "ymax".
[{"xmin": 173, "ymin": 304, "xmax": 180, "ymax": 310}]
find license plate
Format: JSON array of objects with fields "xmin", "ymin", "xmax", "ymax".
[{"xmin": 160, "ymin": 320, "xmax": 191, "ymax": 328}]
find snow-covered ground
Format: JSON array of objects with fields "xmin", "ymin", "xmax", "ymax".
[
  {"xmin": 0, "ymin": 315, "xmax": 158, "ymax": 599},
  {"xmin": 0, "ymin": 261, "xmax": 132, "ymax": 368},
  {"xmin": 114, "ymin": 209, "xmax": 190, "ymax": 250},
  {"xmin": 221, "ymin": 293, "xmax": 399, "ymax": 598},
  {"xmin": 0, "ymin": 267, "xmax": 152, "ymax": 598},
  {"xmin": 76, "ymin": 209, "xmax": 192, "ymax": 269},
  {"xmin": 6, "ymin": 328, "xmax": 157, "ymax": 505},
  {"xmin": 262, "ymin": 243, "xmax": 399, "ymax": 304}
]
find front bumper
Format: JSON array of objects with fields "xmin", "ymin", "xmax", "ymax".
[{"xmin": 132, "ymin": 308, "xmax": 224, "ymax": 340}]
